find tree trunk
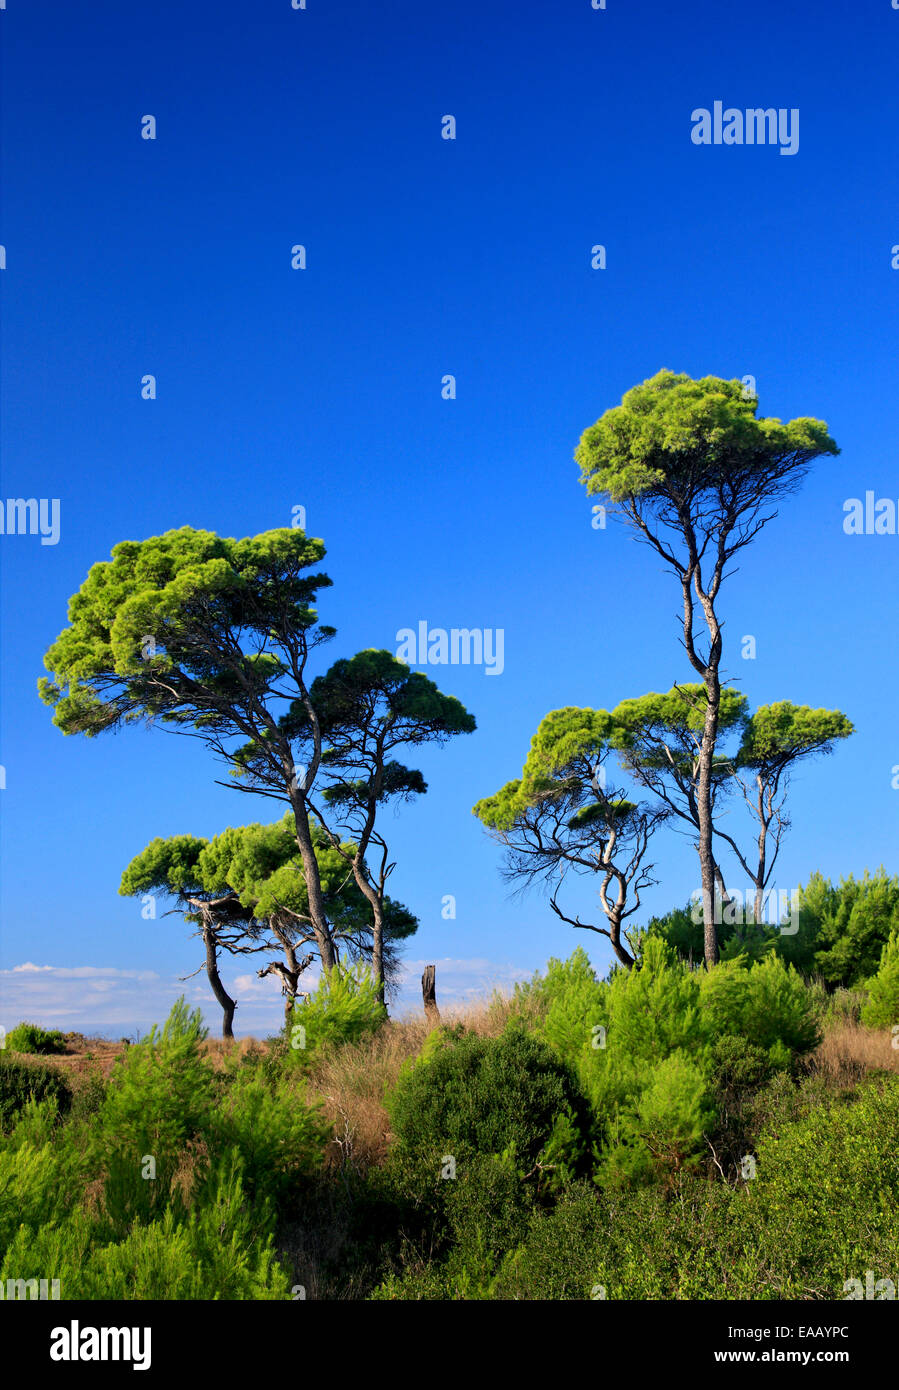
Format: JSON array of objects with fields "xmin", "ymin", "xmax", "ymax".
[
  {"xmin": 697, "ymin": 667, "xmax": 721, "ymax": 967},
  {"xmin": 289, "ymin": 796, "xmax": 337, "ymax": 972},
  {"xmin": 422, "ymin": 964, "xmax": 440, "ymax": 1025},
  {"xmin": 753, "ymin": 777, "xmax": 767, "ymax": 925},
  {"xmin": 608, "ymin": 914, "xmax": 636, "ymax": 969},
  {"xmin": 371, "ymin": 897, "xmax": 385, "ymax": 1004},
  {"xmin": 345, "ymin": 854, "xmax": 387, "ymax": 1002},
  {"xmin": 203, "ymin": 925, "xmax": 236, "ymax": 1039}
]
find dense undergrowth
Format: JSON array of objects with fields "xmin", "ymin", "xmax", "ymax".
[{"xmin": 3, "ymin": 881, "xmax": 899, "ymax": 1301}]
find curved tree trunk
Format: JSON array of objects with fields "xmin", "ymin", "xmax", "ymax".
[
  {"xmin": 608, "ymin": 915, "xmax": 636, "ymax": 969},
  {"xmin": 203, "ymin": 925, "xmax": 236, "ymax": 1039}
]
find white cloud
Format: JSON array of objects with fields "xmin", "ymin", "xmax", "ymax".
[{"xmin": 0, "ymin": 955, "xmax": 532, "ymax": 1039}]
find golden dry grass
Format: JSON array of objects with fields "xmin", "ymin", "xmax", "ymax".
[
  {"xmin": 200, "ymin": 1035, "xmax": 267, "ymax": 1069},
  {"xmin": 302, "ymin": 990, "xmax": 540, "ymax": 1171},
  {"xmin": 808, "ymin": 1018, "xmax": 899, "ymax": 1086}
]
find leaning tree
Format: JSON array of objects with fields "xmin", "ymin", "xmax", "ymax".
[
  {"xmin": 576, "ymin": 371, "xmax": 839, "ymax": 963},
  {"xmin": 197, "ymin": 812, "xmax": 418, "ymax": 1013},
  {"xmin": 119, "ymin": 834, "xmax": 264, "ymax": 1038},
  {"xmin": 473, "ymin": 706, "xmax": 668, "ymax": 968},
  {"xmin": 120, "ymin": 814, "xmax": 418, "ymax": 1034},
  {"xmin": 40, "ymin": 527, "xmax": 471, "ymax": 997}
]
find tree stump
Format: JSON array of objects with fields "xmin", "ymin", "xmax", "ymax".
[{"xmin": 422, "ymin": 964, "xmax": 440, "ymax": 1025}]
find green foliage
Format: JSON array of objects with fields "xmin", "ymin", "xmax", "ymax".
[
  {"xmin": 97, "ymin": 998, "xmax": 212, "ymax": 1157},
  {"xmin": 613, "ymin": 684, "xmax": 748, "ymax": 743},
  {"xmin": 794, "ymin": 869, "xmax": 899, "ymax": 988},
  {"xmin": 699, "ymin": 954, "xmax": 821, "ymax": 1059},
  {"xmin": 286, "ymin": 963, "xmax": 387, "ymax": 1067},
  {"xmin": 0, "ymin": 1054, "xmax": 72, "ymax": 1133},
  {"xmin": 0, "ymin": 1151, "xmax": 292, "ymax": 1300},
  {"xmin": 861, "ymin": 928, "xmax": 899, "ymax": 1029},
  {"xmin": 649, "ymin": 900, "xmax": 777, "ymax": 965},
  {"xmin": 4, "ymin": 1022, "xmax": 68, "ymax": 1055},
  {"xmin": 209, "ymin": 1067, "xmax": 327, "ymax": 1205},
  {"xmin": 0, "ymin": 1137, "xmax": 76, "ymax": 1251},
  {"xmin": 575, "ymin": 370, "xmax": 838, "ymax": 505},
  {"xmin": 121, "ymin": 813, "xmax": 420, "ymax": 976},
  {"xmin": 513, "ymin": 947, "xmax": 607, "ymax": 1062},
  {"xmin": 39, "ymin": 526, "xmax": 332, "ymax": 738},
  {"xmin": 118, "ymin": 835, "xmax": 207, "ymax": 898},
  {"xmin": 416, "ymin": 1075, "xmax": 899, "ymax": 1300},
  {"xmin": 386, "ymin": 1025, "xmax": 590, "ymax": 1192},
  {"xmin": 472, "ymin": 706, "xmax": 642, "ymax": 848},
  {"xmin": 90, "ymin": 998, "xmax": 214, "ymax": 1229},
  {"xmin": 737, "ymin": 702, "xmax": 853, "ymax": 768}
]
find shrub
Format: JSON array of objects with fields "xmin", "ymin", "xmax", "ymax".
[
  {"xmin": 5, "ymin": 1022, "xmax": 67, "ymax": 1055},
  {"xmin": 285, "ymin": 964, "xmax": 387, "ymax": 1068},
  {"xmin": 511, "ymin": 947, "xmax": 606, "ymax": 1064},
  {"xmin": 699, "ymin": 954, "xmax": 821, "ymax": 1059},
  {"xmin": 97, "ymin": 997, "xmax": 213, "ymax": 1155},
  {"xmin": 0, "ymin": 1151, "xmax": 292, "ymax": 1300},
  {"xmin": 792, "ymin": 868, "xmax": 899, "ymax": 987},
  {"xmin": 597, "ymin": 1052, "xmax": 714, "ymax": 1188},
  {"xmin": 0, "ymin": 1138, "xmax": 77, "ymax": 1250},
  {"xmin": 92, "ymin": 998, "xmax": 214, "ymax": 1229},
  {"xmin": 0, "ymin": 1054, "xmax": 72, "ymax": 1133},
  {"xmin": 386, "ymin": 1024, "xmax": 590, "ymax": 1192},
  {"xmin": 209, "ymin": 1067, "xmax": 327, "ymax": 1205},
  {"xmin": 861, "ymin": 929, "xmax": 899, "ymax": 1030}
]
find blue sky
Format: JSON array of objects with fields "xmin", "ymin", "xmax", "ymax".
[{"xmin": 2, "ymin": 0, "xmax": 898, "ymax": 1036}]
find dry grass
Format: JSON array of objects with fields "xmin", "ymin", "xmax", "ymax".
[
  {"xmin": 200, "ymin": 1035, "xmax": 268, "ymax": 1069},
  {"xmin": 809, "ymin": 1018, "xmax": 899, "ymax": 1087},
  {"xmin": 304, "ymin": 991, "xmax": 527, "ymax": 1172}
]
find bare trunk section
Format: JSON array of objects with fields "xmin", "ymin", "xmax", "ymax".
[
  {"xmin": 289, "ymin": 793, "xmax": 337, "ymax": 973},
  {"xmin": 607, "ymin": 914, "xmax": 636, "ymax": 969},
  {"xmin": 753, "ymin": 777, "xmax": 768, "ymax": 925},
  {"xmin": 697, "ymin": 670, "xmax": 721, "ymax": 966},
  {"xmin": 347, "ymin": 858, "xmax": 387, "ymax": 1002},
  {"xmin": 258, "ymin": 941, "xmax": 315, "ymax": 1022},
  {"xmin": 203, "ymin": 924, "xmax": 236, "ymax": 1039},
  {"xmin": 422, "ymin": 964, "xmax": 440, "ymax": 1025}
]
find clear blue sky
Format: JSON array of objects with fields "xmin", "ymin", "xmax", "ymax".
[{"xmin": 2, "ymin": 0, "xmax": 898, "ymax": 1035}]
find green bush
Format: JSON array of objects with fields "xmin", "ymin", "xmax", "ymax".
[
  {"xmin": 0, "ymin": 1054, "xmax": 72, "ymax": 1133},
  {"xmin": 790, "ymin": 868, "xmax": 899, "ymax": 987},
  {"xmin": 91, "ymin": 997, "xmax": 214, "ymax": 1229},
  {"xmin": 699, "ymin": 954, "xmax": 821, "ymax": 1059},
  {"xmin": 209, "ymin": 1066, "xmax": 327, "ymax": 1205},
  {"xmin": 0, "ymin": 1137, "xmax": 80, "ymax": 1251},
  {"xmin": 0, "ymin": 1151, "xmax": 292, "ymax": 1300},
  {"xmin": 510, "ymin": 946, "xmax": 606, "ymax": 1062},
  {"xmin": 285, "ymin": 963, "xmax": 387, "ymax": 1068},
  {"xmin": 4, "ymin": 1022, "xmax": 68, "ymax": 1055},
  {"xmin": 371, "ymin": 1153, "xmax": 538, "ymax": 1300},
  {"xmin": 405, "ymin": 1075, "xmax": 899, "ymax": 1300},
  {"xmin": 386, "ymin": 1024, "xmax": 590, "ymax": 1192},
  {"xmin": 861, "ymin": 928, "xmax": 899, "ymax": 1030}
]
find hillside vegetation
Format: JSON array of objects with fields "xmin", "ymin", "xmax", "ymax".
[{"xmin": 3, "ymin": 915, "xmax": 899, "ymax": 1301}]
